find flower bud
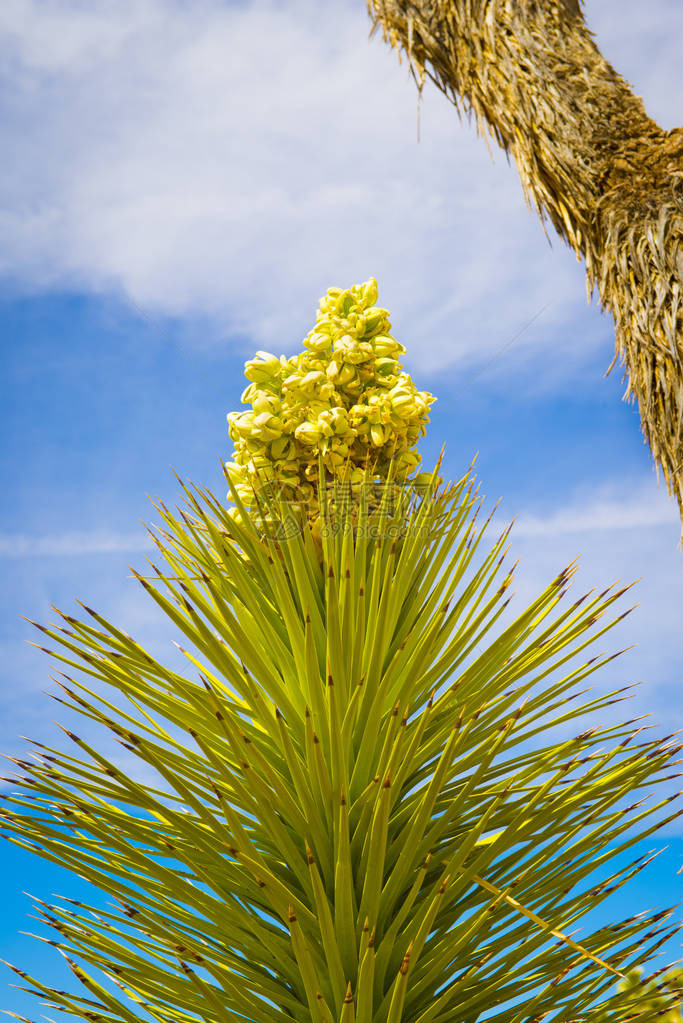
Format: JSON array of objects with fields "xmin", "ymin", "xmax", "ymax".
[
  {"xmin": 224, "ymin": 461, "xmax": 245, "ymax": 481},
  {"xmin": 270, "ymin": 435, "xmax": 293, "ymax": 460},
  {"xmin": 391, "ymin": 391, "xmax": 416, "ymax": 414},
  {"xmin": 253, "ymin": 394, "xmax": 281, "ymax": 415},
  {"xmin": 230, "ymin": 411, "xmax": 256, "ymax": 438},
  {"xmin": 370, "ymin": 424, "xmax": 385, "ymax": 447},
  {"xmin": 295, "ymin": 421, "xmax": 322, "ymax": 446},
  {"xmin": 362, "ymin": 278, "xmax": 378, "ymax": 306},
  {"xmin": 240, "ymin": 383, "xmax": 260, "ymax": 404},
  {"xmin": 337, "ymin": 363, "xmax": 357, "ymax": 387},
  {"xmin": 373, "ymin": 335, "xmax": 405, "ymax": 358},
  {"xmin": 362, "ymin": 309, "xmax": 385, "ymax": 335},
  {"xmin": 305, "ymin": 331, "xmax": 332, "ymax": 353},
  {"xmin": 252, "ymin": 412, "xmax": 283, "ymax": 441},
  {"xmin": 375, "ymin": 357, "xmax": 398, "ymax": 377},
  {"xmin": 244, "ymin": 351, "xmax": 282, "ymax": 384}
]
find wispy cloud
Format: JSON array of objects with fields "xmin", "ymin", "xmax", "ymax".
[
  {"xmin": 3, "ymin": 0, "xmax": 678, "ymax": 372},
  {"xmin": 490, "ymin": 484, "xmax": 683, "ymax": 747},
  {"xmin": 0, "ymin": 531, "xmax": 154, "ymax": 557},
  {"xmin": 511, "ymin": 491, "xmax": 676, "ymax": 538}
]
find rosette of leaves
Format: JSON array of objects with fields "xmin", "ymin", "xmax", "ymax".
[
  {"xmin": 1, "ymin": 461, "xmax": 681, "ymax": 1023},
  {"xmin": 225, "ymin": 279, "xmax": 435, "ymax": 529}
]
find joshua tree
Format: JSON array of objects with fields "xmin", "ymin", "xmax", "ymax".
[
  {"xmin": 367, "ymin": 0, "xmax": 683, "ymax": 532},
  {"xmin": 1, "ymin": 281, "xmax": 681, "ymax": 1023}
]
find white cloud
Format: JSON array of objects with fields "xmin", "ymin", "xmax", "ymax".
[
  {"xmin": 584, "ymin": 0, "xmax": 683, "ymax": 131},
  {"xmin": 0, "ymin": 530, "xmax": 154, "ymax": 557},
  {"xmin": 494, "ymin": 482, "xmax": 683, "ymax": 741},
  {"xmin": 511, "ymin": 488, "xmax": 676, "ymax": 538},
  {"xmin": 3, "ymin": 0, "xmax": 678, "ymax": 371}
]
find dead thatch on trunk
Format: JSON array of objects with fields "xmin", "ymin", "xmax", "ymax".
[{"xmin": 368, "ymin": 0, "xmax": 683, "ymax": 531}]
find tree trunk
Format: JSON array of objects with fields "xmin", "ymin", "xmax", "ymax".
[{"xmin": 368, "ymin": 0, "xmax": 683, "ymax": 529}]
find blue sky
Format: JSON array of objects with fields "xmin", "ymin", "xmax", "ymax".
[{"xmin": 2, "ymin": 0, "xmax": 683, "ymax": 1018}]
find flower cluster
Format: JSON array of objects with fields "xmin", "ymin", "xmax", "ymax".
[{"xmin": 225, "ymin": 278, "xmax": 435, "ymax": 520}]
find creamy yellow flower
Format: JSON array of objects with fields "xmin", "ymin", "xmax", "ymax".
[
  {"xmin": 244, "ymin": 351, "xmax": 282, "ymax": 384},
  {"xmin": 225, "ymin": 278, "xmax": 436, "ymax": 523},
  {"xmin": 295, "ymin": 422, "xmax": 323, "ymax": 446}
]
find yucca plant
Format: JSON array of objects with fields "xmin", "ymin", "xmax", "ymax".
[{"xmin": 2, "ymin": 282, "xmax": 682, "ymax": 1023}]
